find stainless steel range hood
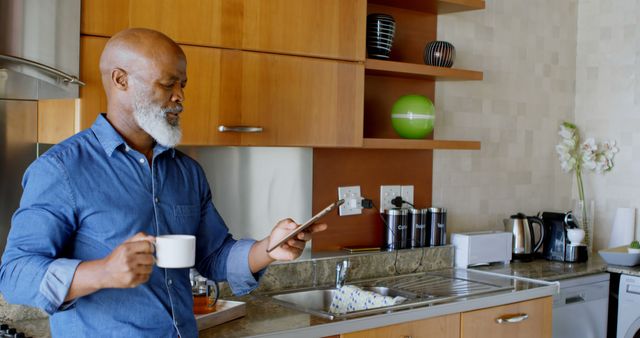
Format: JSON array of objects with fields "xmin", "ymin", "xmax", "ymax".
[
  {"xmin": 0, "ymin": 0, "xmax": 82, "ymax": 100},
  {"xmin": 0, "ymin": 0, "xmax": 82, "ymax": 255}
]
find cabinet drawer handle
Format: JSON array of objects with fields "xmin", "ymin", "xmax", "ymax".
[
  {"xmin": 218, "ymin": 125, "xmax": 263, "ymax": 133},
  {"xmin": 495, "ymin": 313, "xmax": 529, "ymax": 324}
]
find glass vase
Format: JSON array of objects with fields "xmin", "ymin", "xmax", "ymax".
[{"xmin": 573, "ymin": 199, "xmax": 595, "ymax": 252}]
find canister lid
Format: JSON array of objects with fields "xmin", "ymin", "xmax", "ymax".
[
  {"xmin": 385, "ymin": 208, "xmax": 408, "ymax": 215},
  {"xmin": 428, "ymin": 207, "xmax": 446, "ymax": 213},
  {"xmin": 408, "ymin": 208, "xmax": 421, "ymax": 214}
]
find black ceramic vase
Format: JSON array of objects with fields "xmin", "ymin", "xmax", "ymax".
[
  {"xmin": 366, "ymin": 13, "xmax": 396, "ymax": 59},
  {"xmin": 423, "ymin": 41, "xmax": 456, "ymax": 68}
]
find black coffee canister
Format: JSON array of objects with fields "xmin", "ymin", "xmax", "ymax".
[
  {"xmin": 409, "ymin": 208, "xmax": 427, "ymax": 248},
  {"xmin": 384, "ymin": 208, "xmax": 408, "ymax": 250},
  {"xmin": 428, "ymin": 207, "xmax": 447, "ymax": 246}
]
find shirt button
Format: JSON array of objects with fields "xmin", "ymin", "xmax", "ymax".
[
  {"xmin": 125, "ymin": 146, "xmax": 130, "ymax": 152},
  {"xmin": 139, "ymin": 158, "xmax": 145, "ymax": 164},
  {"xmin": 154, "ymin": 197, "xmax": 159, "ymax": 204},
  {"xmin": 167, "ymin": 279, "xmax": 173, "ymax": 286},
  {"xmin": 174, "ymin": 319, "xmax": 179, "ymax": 326}
]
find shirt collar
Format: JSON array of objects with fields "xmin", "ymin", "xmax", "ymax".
[{"xmin": 91, "ymin": 114, "xmax": 176, "ymax": 158}]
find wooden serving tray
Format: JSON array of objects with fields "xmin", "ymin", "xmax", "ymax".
[{"xmin": 195, "ymin": 300, "xmax": 246, "ymax": 331}]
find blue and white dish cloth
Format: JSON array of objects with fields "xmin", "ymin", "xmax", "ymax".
[{"xmin": 329, "ymin": 285, "xmax": 406, "ymax": 314}]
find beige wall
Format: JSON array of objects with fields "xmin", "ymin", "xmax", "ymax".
[
  {"xmin": 574, "ymin": 0, "xmax": 640, "ymax": 250},
  {"xmin": 433, "ymin": 1, "xmax": 578, "ymax": 236}
]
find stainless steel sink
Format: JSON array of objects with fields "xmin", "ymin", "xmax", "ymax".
[
  {"xmin": 270, "ymin": 286, "xmax": 417, "ymax": 320},
  {"xmin": 269, "ymin": 270, "xmax": 519, "ymax": 320}
]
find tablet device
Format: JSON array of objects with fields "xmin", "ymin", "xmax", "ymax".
[{"xmin": 266, "ymin": 199, "xmax": 344, "ymax": 253}]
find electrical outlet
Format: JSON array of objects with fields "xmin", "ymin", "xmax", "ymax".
[
  {"xmin": 380, "ymin": 185, "xmax": 401, "ymax": 212},
  {"xmin": 401, "ymin": 185, "xmax": 414, "ymax": 207},
  {"xmin": 337, "ymin": 186, "xmax": 362, "ymax": 216}
]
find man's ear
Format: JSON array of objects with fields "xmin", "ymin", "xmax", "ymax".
[{"xmin": 112, "ymin": 68, "xmax": 128, "ymax": 90}]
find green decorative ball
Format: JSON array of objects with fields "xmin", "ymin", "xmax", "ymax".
[{"xmin": 391, "ymin": 94, "xmax": 435, "ymax": 139}]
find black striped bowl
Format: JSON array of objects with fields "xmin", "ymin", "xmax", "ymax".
[
  {"xmin": 423, "ymin": 41, "xmax": 456, "ymax": 68},
  {"xmin": 367, "ymin": 13, "xmax": 396, "ymax": 59}
]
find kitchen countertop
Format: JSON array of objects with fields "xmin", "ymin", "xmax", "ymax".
[
  {"xmin": 472, "ymin": 253, "xmax": 640, "ymax": 280},
  {"xmin": 13, "ymin": 251, "xmax": 638, "ymax": 338},
  {"xmin": 203, "ymin": 255, "xmax": 621, "ymax": 337},
  {"xmin": 604, "ymin": 261, "xmax": 640, "ymax": 277},
  {"xmin": 202, "ymin": 268, "xmax": 558, "ymax": 338},
  {"xmin": 471, "ymin": 254, "xmax": 609, "ymax": 281}
]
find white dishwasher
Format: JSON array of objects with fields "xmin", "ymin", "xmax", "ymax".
[{"xmin": 553, "ymin": 273, "xmax": 610, "ymax": 338}]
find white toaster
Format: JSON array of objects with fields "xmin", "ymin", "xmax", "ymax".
[{"xmin": 451, "ymin": 231, "xmax": 512, "ymax": 267}]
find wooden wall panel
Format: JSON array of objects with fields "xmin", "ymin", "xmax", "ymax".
[
  {"xmin": 312, "ymin": 148, "xmax": 433, "ymax": 252},
  {"xmin": 79, "ymin": 36, "xmax": 108, "ymax": 130},
  {"xmin": 363, "ymin": 4, "xmax": 437, "ymax": 139},
  {"xmin": 367, "ymin": 4, "xmax": 437, "ymax": 64},
  {"xmin": 364, "ymin": 75, "xmax": 436, "ymax": 139},
  {"xmin": 38, "ymin": 99, "xmax": 80, "ymax": 144},
  {"xmin": 81, "ymin": 0, "xmax": 129, "ymax": 36}
]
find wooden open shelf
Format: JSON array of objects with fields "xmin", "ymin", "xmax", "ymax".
[
  {"xmin": 368, "ymin": 0, "xmax": 485, "ymax": 14},
  {"xmin": 365, "ymin": 59, "xmax": 483, "ymax": 81},
  {"xmin": 363, "ymin": 138, "xmax": 481, "ymax": 150}
]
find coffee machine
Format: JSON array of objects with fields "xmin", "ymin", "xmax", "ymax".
[{"xmin": 541, "ymin": 211, "xmax": 588, "ymax": 262}]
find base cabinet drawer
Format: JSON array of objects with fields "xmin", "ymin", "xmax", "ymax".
[
  {"xmin": 461, "ymin": 297, "xmax": 552, "ymax": 338},
  {"xmin": 340, "ymin": 313, "xmax": 460, "ymax": 338}
]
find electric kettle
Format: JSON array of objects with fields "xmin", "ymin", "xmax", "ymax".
[{"xmin": 504, "ymin": 213, "xmax": 545, "ymax": 261}]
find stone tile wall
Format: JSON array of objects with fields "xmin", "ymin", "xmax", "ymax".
[
  {"xmin": 433, "ymin": 0, "xmax": 577, "ymax": 236},
  {"xmin": 574, "ymin": 0, "xmax": 640, "ymax": 249}
]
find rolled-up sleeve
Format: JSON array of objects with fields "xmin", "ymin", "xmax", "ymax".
[
  {"xmin": 39, "ymin": 258, "xmax": 82, "ymax": 313},
  {"xmin": 225, "ymin": 239, "xmax": 266, "ymax": 295},
  {"xmin": 0, "ymin": 156, "xmax": 79, "ymax": 314}
]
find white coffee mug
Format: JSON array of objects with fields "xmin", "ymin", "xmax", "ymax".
[{"xmin": 155, "ymin": 235, "xmax": 196, "ymax": 268}]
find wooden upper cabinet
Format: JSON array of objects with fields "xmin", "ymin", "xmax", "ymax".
[
  {"xmin": 461, "ymin": 297, "xmax": 552, "ymax": 338},
  {"xmin": 234, "ymin": 51, "xmax": 364, "ymax": 147},
  {"xmin": 203, "ymin": 49, "xmax": 364, "ymax": 147},
  {"xmin": 81, "ymin": 0, "xmax": 130, "ymax": 37},
  {"xmin": 79, "ymin": 36, "xmax": 108, "ymax": 130},
  {"xmin": 78, "ymin": 36, "xmax": 363, "ymax": 147},
  {"xmin": 81, "ymin": 0, "xmax": 367, "ymax": 62}
]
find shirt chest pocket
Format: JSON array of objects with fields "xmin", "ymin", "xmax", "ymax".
[{"xmin": 173, "ymin": 204, "xmax": 201, "ymax": 233}]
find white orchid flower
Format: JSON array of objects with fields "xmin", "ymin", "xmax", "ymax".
[
  {"xmin": 601, "ymin": 140, "xmax": 619, "ymax": 159},
  {"xmin": 581, "ymin": 138, "xmax": 597, "ymax": 152},
  {"xmin": 559, "ymin": 123, "xmax": 576, "ymax": 139},
  {"xmin": 556, "ymin": 121, "xmax": 617, "ymax": 177}
]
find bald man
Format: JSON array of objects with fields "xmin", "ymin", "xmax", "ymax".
[{"xmin": 0, "ymin": 28, "xmax": 326, "ymax": 337}]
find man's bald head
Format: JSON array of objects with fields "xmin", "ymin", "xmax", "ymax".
[
  {"xmin": 99, "ymin": 28, "xmax": 187, "ymax": 148},
  {"xmin": 99, "ymin": 28, "xmax": 185, "ymax": 96}
]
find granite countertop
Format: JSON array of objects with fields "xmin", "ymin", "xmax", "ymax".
[
  {"xmin": 202, "ymin": 268, "xmax": 558, "ymax": 338},
  {"xmin": 203, "ymin": 255, "xmax": 616, "ymax": 337},
  {"xmin": 471, "ymin": 253, "xmax": 640, "ymax": 280},
  {"xmin": 11, "ymin": 249, "xmax": 639, "ymax": 338},
  {"xmin": 604, "ymin": 261, "xmax": 640, "ymax": 277},
  {"xmin": 471, "ymin": 254, "xmax": 609, "ymax": 281}
]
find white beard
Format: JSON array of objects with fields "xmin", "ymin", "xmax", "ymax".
[{"xmin": 132, "ymin": 85, "xmax": 183, "ymax": 148}]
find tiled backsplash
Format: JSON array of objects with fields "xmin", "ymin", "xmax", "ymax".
[
  {"xmin": 434, "ymin": 0, "xmax": 640, "ymax": 250},
  {"xmin": 433, "ymin": 0, "xmax": 577, "ymax": 237},
  {"xmin": 574, "ymin": 0, "xmax": 640, "ymax": 249}
]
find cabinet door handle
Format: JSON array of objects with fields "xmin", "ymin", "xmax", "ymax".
[
  {"xmin": 495, "ymin": 313, "xmax": 529, "ymax": 324},
  {"xmin": 218, "ymin": 125, "xmax": 263, "ymax": 133}
]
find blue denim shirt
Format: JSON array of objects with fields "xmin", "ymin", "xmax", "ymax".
[{"xmin": 0, "ymin": 114, "xmax": 262, "ymax": 338}]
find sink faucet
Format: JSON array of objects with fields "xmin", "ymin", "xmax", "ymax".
[{"xmin": 335, "ymin": 260, "xmax": 349, "ymax": 288}]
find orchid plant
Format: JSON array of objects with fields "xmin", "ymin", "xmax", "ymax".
[
  {"xmin": 556, "ymin": 121, "xmax": 619, "ymax": 246},
  {"xmin": 556, "ymin": 122, "xmax": 618, "ymax": 203}
]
